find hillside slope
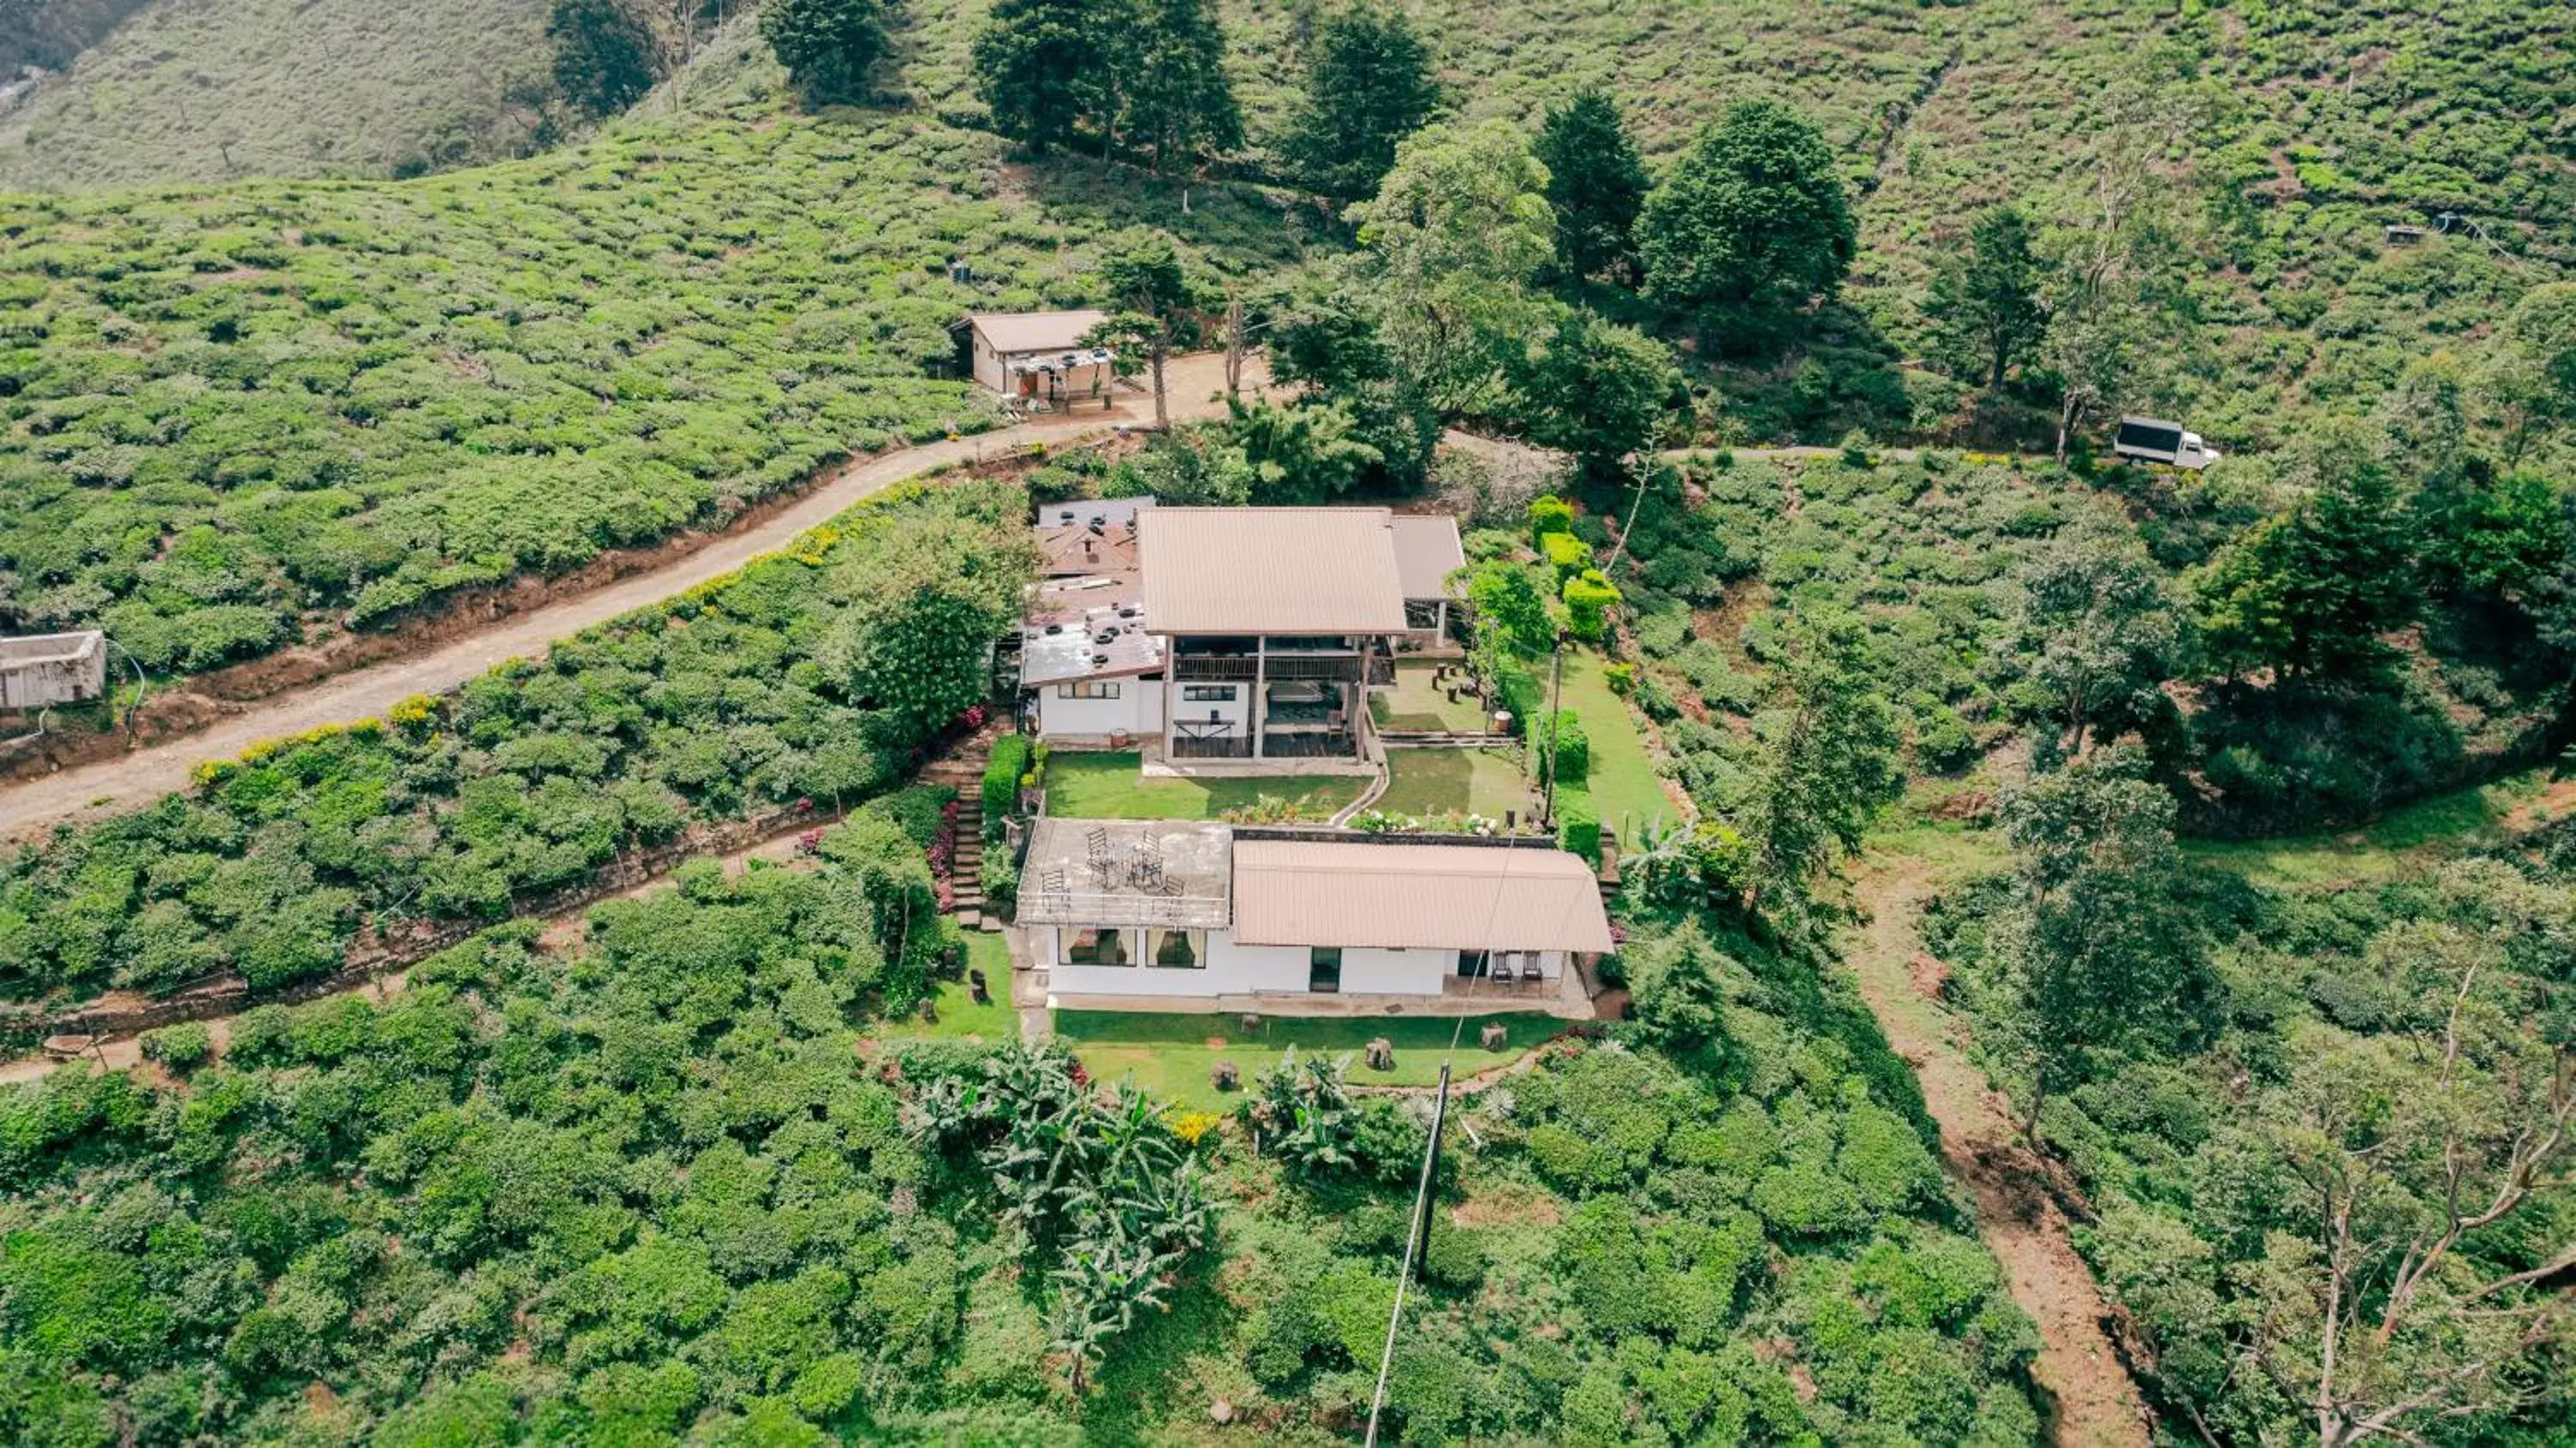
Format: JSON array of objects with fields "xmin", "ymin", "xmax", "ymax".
[
  {"xmin": 0, "ymin": 0, "xmax": 2566, "ymax": 684},
  {"xmin": 0, "ymin": 100, "xmax": 1308, "ymax": 675},
  {"xmin": 0, "ymin": 0, "xmax": 552, "ymax": 189}
]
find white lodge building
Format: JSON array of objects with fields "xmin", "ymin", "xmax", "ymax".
[
  {"xmin": 1018, "ymin": 818, "xmax": 1615, "ymax": 1017},
  {"xmin": 1019, "ymin": 506, "xmax": 1464, "ymax": 770}
]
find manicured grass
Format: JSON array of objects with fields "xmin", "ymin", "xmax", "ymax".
[
  {"xmin": 870, "ymin": 931, "xmax": 1019, "ymax": 1044},
  {"xmin": 1041, "ymin": 752, "xmax": 1370, "ymax": 821},
  {"xmin": 1055, "ymin": 1009, "xmax": 1554, "ymax": 1112},
  {"xmin": 1375, "ymin": 660, "xmax": 1496, "ymax": 733},
  {"xmin": 1558, "ymin": 648, "xmax": 1682, "ymax": 844},
  {"xmin": 1377, "ymin": 745, "xmax": 1538, "ymax": 822}
]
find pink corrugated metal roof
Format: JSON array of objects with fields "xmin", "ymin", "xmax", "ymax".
[
  {"xmin": 1389, "ymin": 514, "xmax": 1465, "ymax": 600},
  {"xmin": 1230, "ymin": 838, "xmax": 1614, "ymax": 953},
  {"xmin": 1138, "ymin": 508, "xmax": 1411, "ymax": 636},
  {"xmin": 968, "ymin": 309, "xmax": 1109, "ymax": 354}
]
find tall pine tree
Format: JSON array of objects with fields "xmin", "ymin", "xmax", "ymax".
[
  {"xmin": 1922, "ymin": 204, "xmax": 2045, "ymax": 389},
  {"xmin": 1280, "ymin": 4, "xmax": 1439, "ymax": 199},
  {"xmin": 761, "ymin": 0, "xmax": 891, "ymax": 106},
  {"xmin": 1533, "ymin": 88, "xmax": 1648, "ymax": 283},
  {"xmin": 548, "ymin": 0, "xmax": 659, "ymax": 118},
  {"xmin": 1126, "ymin": 0, "xmax": 1242, "ymax": 175},
  {"xmin": 972, "ymin": 0, "xmax": 1126, "ymax": 153}
]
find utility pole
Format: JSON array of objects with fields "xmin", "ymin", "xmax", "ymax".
[
  {"xmin": 1540, "ymin": 634, "xmax": 1565, "ymax": 826},
  {"xmin": 1364, "ymin": 1062, "xmax": 1451, "ymax": 1447}
]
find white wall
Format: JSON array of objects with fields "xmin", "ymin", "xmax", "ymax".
[
  {"xmin": 1039, "ymin": 927, "xmax": 1508, "ymax": 1000},
  {"xmin": 1034, "ymin": 679, "xmax": 1157, "ymax": 741},
  {"xmin": 1164, "ymin": 677, "xmax": 1251, "ymax": 745},
  {"xmin": 971, "ymin": 331, "xmax": 1005, "ymax": 392}
]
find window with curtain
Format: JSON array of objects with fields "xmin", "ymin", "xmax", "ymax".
[
  {"xmin": 1149, "ymin": 928, "xmax": 1202, "ymax": 968},
  {"xmin": 1066, "ymin": 928, "xmax": 1132, "ymax": 965}
]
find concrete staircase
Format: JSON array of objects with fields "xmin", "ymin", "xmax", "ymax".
[{"xmin": 920, "ymin": 730, "xmax": 1001, "ymax": 932}]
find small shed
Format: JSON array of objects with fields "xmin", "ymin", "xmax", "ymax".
[
  {"xmin": 0, "ymin": 631, "xmax": 107, "ymax": 709},
  {"xmin": 956, "ymin": 310, "xmax": 1116, "ymax": 406},
  {"xmin": 2385, "ymin": 223, "xmax": 2427, "ymax": 246}
]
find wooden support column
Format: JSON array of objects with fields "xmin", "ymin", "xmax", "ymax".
[{"xmin": 1253, "ymin": 638, "xmax": 1268, "ymax": 760}]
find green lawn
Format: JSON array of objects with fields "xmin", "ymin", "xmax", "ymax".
[
  {"xmin": 1559, "ymin": 648, "xmax": 1682, "ymax": 845},
  {"xmin": 1041, "ymin": 752, "xmax": 1370, "ymax": 821},
  {"xmin": 869, "ymin": 931, "xmax": 1019, "ymax": 1044},
  {"xmin": 1374, "ymin": 660, "xmax": 1496, "ymax": 733},
  {"xmin": 1055, "ymin": 1010, "xmax": 1557, "ymax": 1113},
  {"xmin": 1378, "ymin": 745, "xmax": 1539, "ymax": 823}
]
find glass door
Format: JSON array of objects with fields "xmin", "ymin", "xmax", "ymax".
[{"xmin": 1309, "ymin": 946, "xmax": 1342, "ymax": 993}]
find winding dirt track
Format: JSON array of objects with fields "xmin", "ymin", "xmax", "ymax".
[
  {"xmin": 1844, "ymin": 849, "xmax": 2154, "ymax": 1448},
  {"xmin": 0, "ymin": 355, "xmax": 1259, "ymax": 839}
]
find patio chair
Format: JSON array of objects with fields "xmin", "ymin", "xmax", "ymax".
[
  {"xmin": 1085, "ymin": 826, "xmax": 1111, "ymax": 859},
  {"xmin": 1519, "ymin": 959, "xmax": 1546, "ymax": 983}
]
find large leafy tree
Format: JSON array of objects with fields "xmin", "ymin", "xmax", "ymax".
[
  {"xmin": 822, "ymin": 511, "xmax": 1036, "ymax": 738},
  {"xmin": 759, "ymin": 0, "xmax": 891, "ymax": 106},
  {"xmin": 1124, "ymin": 0, "xmax": 1242, "ymax": 176},
  {"xmin": 1922, "ymin": 204, "xmax": 2046, "ymax": 390},
  {"xmin": 971, "ymin": 0, "xmax": 1125, "ymax": 153},
  {"xmin": 2014, "ymin": 526, "xmax": 2184, "ymax": 762},
  {"xmin": 1637, "ymin": 100, "xmax": 1854, "ymax": 344},
  {"xmin": 1505, "ymin": 307, "xmax": 1678, "ymax": 483},
  {"xmin": 548, "ymin": 0, "xmax": 659, "ymax": 118},
  {"xmin": 2196, "ymin": 428, "xmax": 2417, "ymax": 684},
  {"xmin": 1985, "ymin": 750, "xmax": 2209, "ymax": 1142},
  {"xmin": 1743, "ymin": 610, "xmax": 1901, "ymax": 933},
  {"xmin": 1348, "ymin": 119, "xmax": 1553, "ymax": 416},
  {"xmin": 1279, "ymin": 3, "xmax": 1439, "ymax": 199},
  {"xmin": 1533, "ymin": 88, "xmax": 1648, "ymax": 283},
  {"xmin": 2484, "ymin": 282, "xmax": 2576, "ymax": 465}
]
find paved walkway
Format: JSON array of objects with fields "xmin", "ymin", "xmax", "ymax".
[{"xmin": 0, "ymin": 355, "xmax": 1265, "ymax": 839}]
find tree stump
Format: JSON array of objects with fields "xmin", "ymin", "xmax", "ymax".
[
  {"xmin": 968, "ymin": 968, "xmax": 989, "ymax": 1004},
  {"xmin": 1365, "ymin": 1037, "xmax": 1394, "ymax": 1071},
  {"xmin": 1239, "ymin": 1013, "xmax": 1261, "ymax": 1036},
  {"xmin": 1212, "ymin": 1060, "xmax": 1240, "ymax": 1092},
  {"xmin": 1479, "ymin": 1023, "xmax": 1508, "ymax": 1051}
]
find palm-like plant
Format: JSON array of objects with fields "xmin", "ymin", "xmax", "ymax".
[{"xmin": 902, "ymin": 1037, "xmax": 1222, "ymax": 1393}]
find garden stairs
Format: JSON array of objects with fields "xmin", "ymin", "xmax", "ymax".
[{"xmin": 920, "ymin": 727, "xmax": 1002, "ymax": 932}]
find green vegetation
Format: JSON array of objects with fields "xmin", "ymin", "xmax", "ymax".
[
  {"xmin": 1056, "ymin": 1010, "xmax": 1534, "ymax": 1112},
  {"xmin": 1035, "ymin": 751, "xmax": 1368, "ymax": 821},
  {"xmin": 1924, "ymin": 788, "xmax": 2575, "ymax": 1443},
  {"xmin": 1376, "ymin": 745, "xmax": 1533, "ymax": 823},
  {"xmin": 0, "ymin": 100, "xmax": 1302, "ymax": 677},
  {"xmin": 759, "ymin": 0, "xmax": 892, "ymax": 106},
  {"xmin": 0, "ymin": 0, "xmax": 554, "ymax": 190},
  {"xmin": 0, "ymin": 481, "xmax": 1027, "ymax": 1008},
  {"xmin": 0, "ymin": 843, "xmax": 2042, "ymax": 1445}
]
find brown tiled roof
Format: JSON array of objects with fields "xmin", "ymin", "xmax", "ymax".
[
  {"xmin": 1230, "ymin": 838, "xmax": 1614, "ymax": 953},
  {"xmin": 1389, "ymin": 514, "xmax": 1466, "ymax": 600},
  {"xmin": 1138, "ymin": 508, "xmax": 1411, "ymax": 635},
  {"xmin": 967, "ymin": 309, "xmax": 1109, "ymax": 354}
]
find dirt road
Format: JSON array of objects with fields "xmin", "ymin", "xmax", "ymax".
[
  {"xmin": 0, "ymin": 355, "xmax": 1262, "ymax": 839},
  {"xmin": 1844, "ymin": 850, "xmax": 2154, "ymax": 1448}
]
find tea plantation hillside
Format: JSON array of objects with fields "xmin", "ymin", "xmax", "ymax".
[
  {"xmin": 900, "ymin": 0, "xmax": 2572, "ymax": 447},
  {"xmin": 0, "ymin": 0, "xmax": 2567, "ymax": 680},
  {"xmin": 0, "ymin": 0, "xmax": 556, "ymax": 190},
  {"xmin": 0, "ymin": 102, "xmax": 1307, "ymax": 674}
]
